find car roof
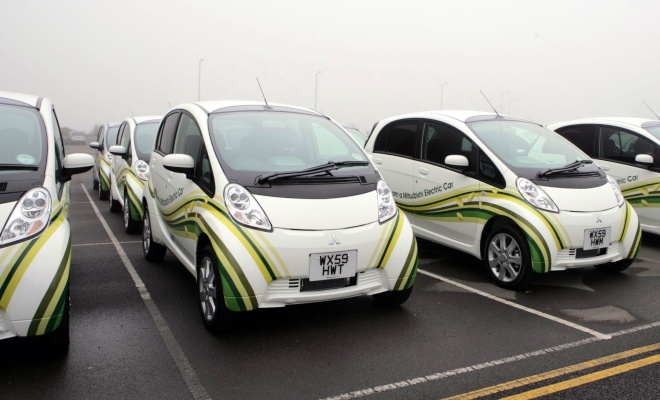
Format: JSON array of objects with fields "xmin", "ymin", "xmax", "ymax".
[
  {"xmin": 377, "ymin": 110, "xmax": 520, "ymax": 126},
  {"xmin": 548, "ymin": 117, "xmax": 658, "ymax": 129},
  {"xmin": 128, "ymin": 115, "xmax": 162, "ymax": 125},
  {"xmin": 0, "ymin": 91, "xmax": 42, "ymax": 108},
  {"xmin": 182, "ymin": 100, "xmax": 322, "ymax": 116}
]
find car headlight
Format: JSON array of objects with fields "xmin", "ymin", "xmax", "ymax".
[
  {"xmin": 608, "ymin": 176, "xmax": 625, "ymax": 207},
  {"xmin": 516, "ymin": 177, "xmax": 558, "ymax": 213},
  {"xmin": 377, "ymin": 180, "xmax": 397, "ymax": 223},
  {"xmin": 0, "ymin": 187, "xmax": 52, "ymax": 246},
  {"xmin": 135, "ymin": 160, "xmax": 149, "ymax": 181},
  {"xmin": 224, "ymin": 184, "xmax": 272, "ymax": 231}
]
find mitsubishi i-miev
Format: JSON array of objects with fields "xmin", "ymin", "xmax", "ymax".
[
  {"xmin": 141, "ymin": 101, "xmax": 418, "ymax": 331},
  {"xmin": 0, "ymin": 91, "xmax": 94, "ymax": 352},
  {"xmin": 365, "ymin": 110, "xmax": 641, "ymax": 290}
]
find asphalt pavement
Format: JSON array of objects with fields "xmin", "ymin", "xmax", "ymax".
[{"xmin": 1, "ymin": 145, "xmax": 658, "ymax": 399}]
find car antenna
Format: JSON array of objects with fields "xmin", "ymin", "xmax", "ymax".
[
  {"xmin": 643, "ymin": 101, "xmax": 660, "ymax": 119},
  {"xmin": 480, "ymin": 90, "xmax": 500, "ymax": 117},
  {"xmin": 256, "ymin": 77, "xmax": 271, "ymax": 108}
]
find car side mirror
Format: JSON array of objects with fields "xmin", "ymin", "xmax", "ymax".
[
  {"xmin": 109, "ymin": 145, "xmax": 128, "ymax": 160},
  {"xmin": 445, "ymin": 154, "xmax": 469, "ymax": 170},
  {"xmin": 635, "ymin": 154, "xmax": 654, "ymax": 165},
  {"xmin": 89, "ymin": 141, "xmax": 101, "ymax": 150},
  {"xmin": 163, "ymin": 154, "xmax": 195, "ymax": 178},
  {"xmin": 61, "ymin": 153, "xmax": 94, "ymax": 183}
]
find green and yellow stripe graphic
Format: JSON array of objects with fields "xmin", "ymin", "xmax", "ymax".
[{"xmin": 621, "ymin": 178, "xmax": 660, "ymax": 209}]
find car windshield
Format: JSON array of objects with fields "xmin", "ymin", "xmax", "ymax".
[
  {"xmin": 467, "ymin": 118, "xmax": 595, "ymax": 176},
  {"xmin": 643, "ymin": 124, "xmax": 660, "ymax": 140},
  {"xmin": 209, "ymin": 111, "xmax": 369, "ymax": 176},
  {"xmin": 134, "ymin": 122, "xmax": 159, "ymax": 161},
  {"xmin": 106, "ymin": 125, "xmax": 120, "ymax": 147},
  {"xmin": 344, "ymin": 126, "xmax": 367, "ymax": 146},
  {"xmin": 0, "ymin": 104, "xmax": 44, "ymax": 170}
]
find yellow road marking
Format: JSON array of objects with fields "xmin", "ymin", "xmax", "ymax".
[
  {"xmin": 502, "ymin": 354, "xmax": 660, "ymax": 399},
  {"xmin": 444, "ymin": 342, "xmax": 660, "ymax": 399}
]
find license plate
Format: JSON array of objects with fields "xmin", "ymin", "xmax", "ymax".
[
  {"xmin": 583, "ymin": 227, "xmax": 610, "ymax": 250},
  {"xmin": 309, "ymin": 250, "xmax": 357, "ymax": 281}
]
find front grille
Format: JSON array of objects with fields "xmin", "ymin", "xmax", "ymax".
[
  {"xmin": 300, "ymin": 275, "xmax": 357, "ymax": 292},
  {"xmin": 0, "ymin": 182, "xmax": 6, "ymax": 192}
]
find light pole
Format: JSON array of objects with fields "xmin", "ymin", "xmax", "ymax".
[
  {"xmin": 500, "ymin": 91, "xmax": 508, "ymax": 113},
  {"xmin": 315, "ymin": 71, "xmax": 322, "ymax": 110},
  {"xmin": 198, "ymin": 58, "xmax": 204, "ymax": 101},
  {"xmin": 441, "ymin": 82, "xmax": 447, "ymax": 109}
]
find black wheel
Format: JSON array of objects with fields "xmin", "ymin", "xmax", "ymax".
[
  {"xmin": 595, "ymin": 258, "xmax": 634, "ymax": 273},
  {"xmin": 43, "ymin": 287, "xmax": 70, "ymax": 356},
  {"xmin": 98, "ymin": 184, "xmax": 109, "ymax": 200},
  {"xmin": 109, "ymin": 186, "xmax": 121, "ymax": 213},
  {"xmin": 123, "ymin": 191, "xmax": 140, "ymax": 234},
  {"xmin": 92, "ymin": 178, "xmax": 99, "ymax": 191},
  {"xmin": 198, "ymin": 245, "xmax": 235, "ymax": 332},
  {"xmin": 484, "ymin": 223, "xmax": 534, "ymax": 290},
  {"xmin": 142, "ymin": 203, "xmax": 166, "ymax": 262},
  {"xmin": 373, "ymin": 286, "xmax": 413, "ymax": 307}
]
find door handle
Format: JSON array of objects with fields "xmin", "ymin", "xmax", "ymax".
[
  {"xmin": 418, "ymin": 167, "xmax": 429, "ymax": 175},
  {"xmin": 600, "ymin": 165, "xmax": 611, "ymax": 171},
  {"xmin": 373, "ymin": 157, "xmax": 383, "ymax": 165}
]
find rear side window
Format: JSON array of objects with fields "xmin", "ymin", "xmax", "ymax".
[
  {"xmin": 373, "ymin": 120, "xmax": 418, "ymax": 158},
  {"xmin": 156, "ymin": 112, "xmax": 180, "ymax": 154},
  {"xmin": 555, "ymin": 125, "xmax": 597, "ymax": 157}
]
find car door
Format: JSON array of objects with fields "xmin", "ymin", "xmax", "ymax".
[
  {"xmin": 596, "ymin": 126, "xmax": 660, "ymax": 227},
  {"xmin": 369, "ymin": 119, "xmax": 419, "ymax": 223},
  {"xmin": 112, "ymin": 122, "xmax": 130, "ymax": 200},
  {"xmin": 412, "ymin": 120, "xmax": 480, "ymax": 246},
  {"xmin": 164, "ymin": 112, "xmax": 206, "ymax": 264}
]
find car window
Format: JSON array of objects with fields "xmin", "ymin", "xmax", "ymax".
[
  {"xmin": 555, "ymin": 125, "xmax": 597, "ymax": 157},
  {"xmin": 0, "ymin": 104, "xmax": 44, "ymax": 167},
  {"xmin": 134, "ymin": 122, "xmax": 159, "ymax": 162},
  {"xmin": 600, "ymin": 127, "xmax": 655, "ymax": 164},
  {"xmin": 421, "ymin": 121, "xmax": 473, "ymax": 168},
  {"xmin": 157, "ymin": 112, "xmax": 180, "ymax": 154},
  {"xmin": 106, "ymin": 125, "xmax": 120, "ymax": 148},
  {"xmin": 373, "ymin": 120, "xmax": 418, "ymax": 158},
  {"xmin": 312, "ymin": 123, "xmax": 352, "ymax": 161},
  {"xmin": 173, "ymin": 113, "xmax": 203, "ymax": 164}
]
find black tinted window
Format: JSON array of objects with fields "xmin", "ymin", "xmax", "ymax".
[
  {"xmin": 421, "ymin": 121, "xmax": 473, "ymax": 167},
  {"xmin": 600, "ymin": 127, "xmax": 655, "ymax": 164},
  {"xmin": 556, "ymin": 125, "xmax": 596, "ymax": 157},
  {"xmin": 373, "ymin": 120, "xmax": 418, "ymax": 158},
  {"xmin": 157, "ymin": 112, "xmax": 180, "ymax": 154}
]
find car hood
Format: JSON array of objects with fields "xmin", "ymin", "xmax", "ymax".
[
  {"xmin": 541, "ymin": 183, "xmax": 619, "ymax": 212},
  {"xmin": 0, "ymin": 202, "xmax": 16, "ymax": 228},
  {"xmin": 255, "ymin": 191, "xmax": 378, "ymax": 230}
]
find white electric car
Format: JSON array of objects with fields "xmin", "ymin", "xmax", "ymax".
[
  {"xmin": 549, "ymin": 118, "xmax": 660, "ymax": 235},
  {"xmin": 365, "ymin": 110, "xmax": 641, "ymax": 290},
  {"xmin": 0, "ymin": 91, "xmax": 94, "ymax": 352},
  {"xmin": 142, "ymin": 101, "xmax": 418, "ymax": 331},
  {"xmin": 106, "ymin": 116, "xmax": 161, "ymax": 233},
  {"xmin": 90, "ymin": 121, "xmax": 121, "ymax": 199}
]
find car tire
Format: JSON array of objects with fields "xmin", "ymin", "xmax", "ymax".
[
  {"xmin": 373, "ymin": 286, "xmax": 413, "ymax": 307},
  {"xmin": 198, "ymin": 245, "xmax": 235, "ymax": 332},
  {"xmin": 43, "ymin": 287, "xmax": 70, "ymax": 356},
  {"xmin": 98, "ymin": 185, "xmax": 109, "ymax": 200},
  {"xmin": 123, "ymin": 191, "xmax": 139, "ymax": 234},
  {"xmin": 109, "ymin": 186, "xmax": 121, "ymax": 213},
  {"xmin": 595, "ymin": 258, "xmax": 634, "ymax": 273},
  {"xmin": 93, "ymin": 178, "xmax": 99, "ymax": 191},
  {"xmin": 484, "ymin": 223, "xmax": 534, "ymax": 290},
  {"xmin": 142, "ymin": 203, "xmax": 166, "ymax": 262}
]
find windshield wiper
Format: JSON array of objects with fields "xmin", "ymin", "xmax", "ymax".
[
  {"xmin": 537, "ymin": 159, "xmax": 594, "ymax": 178},
  {"xmin": 0, "ymin": 164, "xmax": 38, "ymax": 171},
  {"xmin": 255, "ymin": 161, "xmax": 369, "ymax": 184}
]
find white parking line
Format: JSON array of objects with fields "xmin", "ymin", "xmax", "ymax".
[
  {"xmin": 319, "ymin": 321, "xmax": 660, "ymax": 400},
  {"xmin": 73, "ymin": 241, "xmax": 141, "ymax": 247},
  {"xmin": 81, "ymin": 184, "xmax": 211, "ymax": 400},
  {"xmin": 418, "ymin": 269, "xmax": 612, "ymax": 340}
]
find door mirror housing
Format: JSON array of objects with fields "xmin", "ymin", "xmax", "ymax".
[
  {"xmin": 89, "ymin": 141, "xmax": 101, "ymax": 150},
  {"xmin": 163, "ymin": 154, "xmax": 195, "ymax": 177},
  {"xmin": 109, "ymin": 145, "xmax": 128, "ymax": 160},
  {"xmin": 635, "ymin": 154, "xmax": 654, "ymax": 165},
  {"xmin": 445, "ymin": 154, "xmax": 469, "ymax": 169},
  {"xmin": 61, "ymin": 153, "xmax": 94, "ymax": 183}
]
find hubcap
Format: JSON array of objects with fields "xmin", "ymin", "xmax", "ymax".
[
  {"xmin": 143, "ymin": 212, "xmax": 151, "ymax": 253},
  {"xmin": 199, "ymin": 257, "xmax": 217, "ymax": 321},
  {"xmin": 487, "ymin": 233, "xmax": 522, "ymax": 283},
  {"xmin": 123, "ymin": 194, "xmax": 130, "ymax": 228}
]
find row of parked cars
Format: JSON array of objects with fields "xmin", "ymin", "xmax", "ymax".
[{"xmin": 1, "ymin": 89, "xmax": 656, "ymax": 352}]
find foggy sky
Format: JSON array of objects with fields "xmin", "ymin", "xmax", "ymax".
[{"xmin": 2, "ymin": 0, "xmax": 659, "ymax": 133}]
